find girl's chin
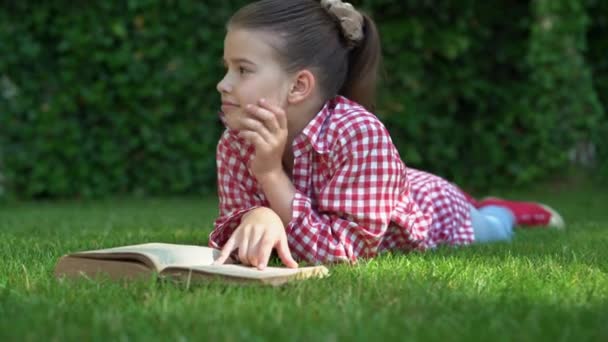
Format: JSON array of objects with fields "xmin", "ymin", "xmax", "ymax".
[
  {"xmin": 221, "ymin": 113, "xmax": 243, "ymax": 130},
  {"xmin": 223, "ymin": 121, "xmax": 245, "ymax": 132}
]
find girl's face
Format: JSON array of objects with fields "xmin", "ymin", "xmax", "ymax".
[{"xmin": 217, "ymin": 28, "xmax": 293, "ymax": 131}]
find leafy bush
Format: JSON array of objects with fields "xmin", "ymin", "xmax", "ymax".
[
  {"xmin": 363, "ymin": 0, "xmax": 605, "ymax": 187},
  {"xmin": 587, "ymin": 0, "xmax": 608, "ymax": 182},
  {"xmin": 0, "ymin": 1, "xmax": 247, "ymax": 198},
  {"xmin": 0, "ymin": 0, "xmax": 605, "ymax": 199},
  {"xmin": 527, "ymin": 0, "xmax": 603, "ymax": 173}
]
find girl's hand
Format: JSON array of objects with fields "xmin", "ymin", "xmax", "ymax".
[
  {"xmin": 238, "ymin": 98, "xmax": 288, "ymax": 179},
  {"xmin": 213, "ymin": 207, "xmax": 298, "ymax": 270}
]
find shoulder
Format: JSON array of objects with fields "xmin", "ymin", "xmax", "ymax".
[{"xmin": 327, "ymin": 97, "xmax": 393, "ymax": 149}]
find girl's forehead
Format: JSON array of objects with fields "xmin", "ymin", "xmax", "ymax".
[{"xmin": 223, "ymin": 28, "xmax": 282, "ymax": 60}]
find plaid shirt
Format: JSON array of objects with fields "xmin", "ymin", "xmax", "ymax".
[{"xmin": 209, "ymin": 96, "xmax": 474, "ymax": 263}]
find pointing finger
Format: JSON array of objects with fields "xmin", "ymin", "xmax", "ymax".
[{"xmin": 213, "ymin": 236, "xmax": 237, "ymax": 265}]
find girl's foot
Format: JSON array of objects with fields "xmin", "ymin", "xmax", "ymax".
[{"xmin": 477, "ymin": 197, "xmax": 565, "ymax": 229}]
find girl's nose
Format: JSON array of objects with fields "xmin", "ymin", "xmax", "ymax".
[{"xmin": 217, "ymin": 75, "xmax": 232, "ymax": 94}]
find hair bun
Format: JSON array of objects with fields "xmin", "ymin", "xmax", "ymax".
[{"xmin": 320, "ymin": 0, "xmax": 364, "ymax": 47}]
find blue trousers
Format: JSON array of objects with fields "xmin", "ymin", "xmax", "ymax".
[{"xmin": 470, "ymin": 205, "xmax": 515, "ymax": 243}]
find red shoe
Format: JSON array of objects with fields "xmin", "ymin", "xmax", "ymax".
[{"xmin": 478, "ymin": 197, "xmax": 565, "ymax": 229}]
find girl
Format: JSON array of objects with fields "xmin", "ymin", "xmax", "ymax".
[{"xmin": 210, "ymin": 0, "xmax": 564, "ymax": 269}]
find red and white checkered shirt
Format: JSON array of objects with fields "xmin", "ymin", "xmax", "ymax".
[{"xmin": 209, "ymin": 96, "xmax": 474, "ymax": 263}]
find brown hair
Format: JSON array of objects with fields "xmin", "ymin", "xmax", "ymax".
[{"xmin": 228, "ymin": 0, "xmax": 382, "ymax": 111}]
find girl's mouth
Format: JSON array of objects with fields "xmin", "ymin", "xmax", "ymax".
[{"xmin": 221, "ymin": 102, "xmax": 239, "ymax": 113}]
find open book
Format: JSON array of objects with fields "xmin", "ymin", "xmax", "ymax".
[{"xmin": 54, "ymin": 243, "xmax": 329, "ymax": 286}]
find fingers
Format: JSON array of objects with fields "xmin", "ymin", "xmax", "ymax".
[
  {"xmin": 213, "ymin": 235, "xmax": 237, "ymax": 265},
  {"xmin": 258, "ymin": 98, "xmax": 287, "ymax": 130},
  {"xmin": 213, "ymin": 217, "xmax": 297, "ymax": 270},
  {"xmin": 237, "ymin": 232, "xmax": 250, "ymax": 266},
  {"xmin": 239, "ymin": 118, "xmax": 273, "ymax": 144},
  {"xmin": 245, "ymin": 98, "xmax": 287, "ymax": 133},
  {"xmin": 276, "ymin": 235, "xmax": 298, "ymax": 268},
  {"xmin": 255, "ymin": 232, "xmax": 275, "ymax": 270},
  {"xmin": 245, "ymin": 103, "xmax": 281, "ymax": 135},
  {"xmin": 247, "ymin": 225, "xmax": 265, "ymax": 267}
]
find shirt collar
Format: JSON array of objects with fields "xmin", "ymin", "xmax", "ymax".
[{"xmin": 296, "ymin": 96, "xmax": 346, "ymax": 154}]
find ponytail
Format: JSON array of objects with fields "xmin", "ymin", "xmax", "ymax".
[{"xmin": 339, "ymin": 14, "xmax": 382, "ymax": 111}]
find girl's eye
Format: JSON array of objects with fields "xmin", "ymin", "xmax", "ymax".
[{"xmin": 239, "ymin": 67, "xmax": 250, "ymax": 75}]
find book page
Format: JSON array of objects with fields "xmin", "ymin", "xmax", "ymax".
[
  {"xmin": 178, "ymin": 264, "xmax": 329, "ymax": 280},
  {"xmin": 73, "ymin": 243, "xmax": 221, "ymax": 270}
]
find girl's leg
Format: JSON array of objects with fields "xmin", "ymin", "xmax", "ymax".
[
  {"xmin": 455, "ymin": 185, "xmax": 565, "ymax": 229},
  {"xmin": 470, "ymin": 205, "xmax": 515, "ymax": 243},
  {"xmin": 477, "ymin": 197, "xmax": 565, "ymax": 229}
]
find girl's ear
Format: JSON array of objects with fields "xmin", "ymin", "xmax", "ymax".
[{"xmin": 287, "ymin": 70, "xmax": 316, "ymax": 105}]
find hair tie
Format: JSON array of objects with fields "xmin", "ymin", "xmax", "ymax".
[{"xmin": 320, "ymin": 0, "xmax": 364, "ymax": 48}]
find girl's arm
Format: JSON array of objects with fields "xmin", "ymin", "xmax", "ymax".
[
  {"xmin": 211, "ymin": 129, "xmax": 298, "ymax": 269},
  {"xmin": 232, "ymin": 98, "xmax": 295, "ymax": 227},
  {"xmin": 208, "ymin": 130, "xmax": 266, "ymax": 249},
  {"xmin": 255, "ymin": 170, "xmax": 295, "ymax": 227},
  {"xmin": 212, "ymin": 100, "xmax": 300, "ymax": 269}
]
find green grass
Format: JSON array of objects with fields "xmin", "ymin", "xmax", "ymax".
[{"xmin": 1, "ymin": 184, "xmax": 607, "ymax": 341}]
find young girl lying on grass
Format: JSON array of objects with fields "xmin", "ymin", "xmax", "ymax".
[{"xmin": 210, "ymin": 0, "xmax": 564, "ymax": 269}]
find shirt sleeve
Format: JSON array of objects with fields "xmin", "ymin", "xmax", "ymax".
[
  {"xmin": 208, "ymin": 130, "xmax": 265, "ymax": 249},
  {"xmin": 286, "ymin": 122, "xmax": 407, "ymax": 263}
]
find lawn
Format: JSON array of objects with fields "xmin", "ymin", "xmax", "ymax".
[{"xmin": 1, "ymin": 183, "xmax": 607, "ymax": 341}]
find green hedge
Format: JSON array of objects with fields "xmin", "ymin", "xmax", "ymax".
[
  {"xmin": 365, "ymin": 0, "xmax": 541, "ymax": 184},
  {"xmin": 0, "ymin": 1, "xmax": 247, "ymax": 198},
  {"xmin": 363, "ymin": 0, "xmax": 606, "ymax": 186},
  {"xmin": 587, "ymin": 0, "xmax": 608, "ymax": 181},
  {"xmin": 0, "ymin": 0, "xmax": 606, "ymax": 199}
]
